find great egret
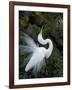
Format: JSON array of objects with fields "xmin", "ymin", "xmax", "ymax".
[{"xmin": 20, "ymin": 30, "xmax": 53, "ymax": 74}]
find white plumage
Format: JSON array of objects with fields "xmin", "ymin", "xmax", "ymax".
[{"xmin": 20, "ymin": 30, "xmax": 53, "ymax": 73}]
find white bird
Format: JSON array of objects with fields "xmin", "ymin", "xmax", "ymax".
[{"xmin": 20, "ymin": 30, "xmax": 53, "ymax": 74}]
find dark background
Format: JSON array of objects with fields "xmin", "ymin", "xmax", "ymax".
[{"xmin": 19, "ymin": 11, "xmax": 63, "ymax": 79}]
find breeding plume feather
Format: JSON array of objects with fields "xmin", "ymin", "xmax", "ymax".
[{"xmin": 19, "ymin": 30, "xmax": 53, "ymax": 74}]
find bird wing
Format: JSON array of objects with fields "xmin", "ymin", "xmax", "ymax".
[
  {"xmin": 19, "ymin": 45, "xmax": 35, "ymax": 55},
  {"xmin": 19, "ymin": 31, "xmax": 38, "ymax": 54},
  {"xmin": 25, "ymin": 48, "xmax": 45, "ymax": 72}
]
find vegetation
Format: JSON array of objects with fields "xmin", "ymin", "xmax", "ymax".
[{"xmin": 19, "ymin": 11, "xmax": 63, "ymax": 79}]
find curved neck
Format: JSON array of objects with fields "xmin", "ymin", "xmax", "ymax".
[
  {"xmin": 45, "ymin": 39, "xmax": 53, "ymax": 50},
  {"xmin": 37, "ymin": 30, "xmax": 53, "ymax": 51},
  {"xmin": 45, "ymin": 39, "xmax": 53, "ymax": 58},
  {"xmin": 37, "ymin": 30, "xmax": 53, "ymax": 58}
]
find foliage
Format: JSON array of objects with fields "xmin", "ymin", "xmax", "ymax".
[{"xmin": 19, "ymin": 11, "xmax": 63, "ymax": 79}]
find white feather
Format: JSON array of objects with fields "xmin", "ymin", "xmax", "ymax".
[
  {"xmin": 20, "ymin": 31, "xmax": 37, "ymax": 54},
  {"xmin": 19, "ymin": 30, "xmax": 53, "ymax": 74},
  {"xmin": 20, "ymin": 31, "xmax": 37, "ymax": 49},
  {"xmin": 25, "ymin": 47, "xmax": 46, "ymax": 72}
]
